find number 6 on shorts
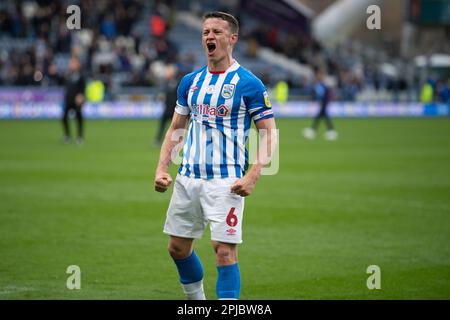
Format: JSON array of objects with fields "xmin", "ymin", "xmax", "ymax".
[{"xmin": 226, "ymin": 207, "xmax": 238, "ymax": 227}]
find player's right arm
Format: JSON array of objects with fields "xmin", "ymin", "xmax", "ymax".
[
  {"xmin": 154, "ymin": 72, "xmax": 194, "ymax": 193},
  {"xmin": 154, "ymin": 112, "xmax": 188, "ymax": 192}
]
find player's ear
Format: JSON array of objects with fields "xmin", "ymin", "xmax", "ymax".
[{"xmin": 230, "ymin": 33, "xmax": 238, "ymax": 46}]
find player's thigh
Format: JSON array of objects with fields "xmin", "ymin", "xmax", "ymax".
[
  {"xmin": 202, "ymin": 178, "xmax": 245, "ymax": 244},
  {"xmin": 164, "ymin": 174, "xmax": 207, "ymax": 239}
]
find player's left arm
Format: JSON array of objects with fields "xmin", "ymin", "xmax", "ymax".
[{"xmin": 230, "ymin": 117, "xmax": 277, "ymax": 197}]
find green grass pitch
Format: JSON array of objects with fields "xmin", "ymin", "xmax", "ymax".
[{"xmin": 0, "ymin": 118, "xmax": 449, "ymax": 299}]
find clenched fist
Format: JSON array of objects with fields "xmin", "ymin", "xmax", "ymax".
[
  {"xmin": 230, "ymin": 175, "xmax": 256, "ymax": 197},
  {"xmin": 154, "ymin": 171, "xmax": 173, "ymax": 193}
]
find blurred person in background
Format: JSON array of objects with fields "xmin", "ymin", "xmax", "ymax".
[
  {"xmin": 62, "ymin": 56, "xmax": 86, "ymax": 145},
  {"xmin": 437, "ymin": 78, "xmax": 449, "ymax": 104},
  {"xmin": 303, "ymin": 68, "xmax": 337, "ymax": 141},
  {"xmin": 154, "ymin": 64, "xmax": 180, "ymax": 145},
  {"xmin": 273, "ymin": 79, "xmax": 289, "ymax": 105},
  {"xmin": 420, "ymin": 78, "xmax": 434, "ymax": 104}
]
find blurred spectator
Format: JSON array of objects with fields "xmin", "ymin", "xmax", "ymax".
[
  {"xmin": 245, "ymin": 38, "xmax": 258, "ymax": 58},
  {"xmin": 177, "ymin": 53, "xmax": 196, "ymax": 75},
  {"xmin": 85, "ymin": 74, "xmax": 105, "ymax": 103},
  {"xmin": 154, "ymin": 64, "xmax": 180, "ymax": 145},
  {"xmin": 150, "ymin": 11, "xmax": 167, "ymax": 38},
  {"xmin": 273, "ymin": 80, "xmax": 289, "ymax": 105},
  {"xmin": 420, "ymin": 79, "xmax": 434, "ymax": 103},
  {"xmin": 44, "ymin": 62, "xmax": 63, "ymax": 86},
  {"xmin": 55, "ymin": 24, "xmax": 72, "ymax": 53},
  {"xmin": 100, "ymin": 14, "xmax": 117, "ymax": 39},
  {"xmin": 62, "ymin": 56, "xmax": 86, "ymax": 144},
  {"xmin": 437, "ymin": 79, "xmax": 450, "ymax": 103}
]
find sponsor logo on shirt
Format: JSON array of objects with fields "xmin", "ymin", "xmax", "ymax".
[
  {"xmin": 193, "ymin": 104, "xmax": 229, "ymax": 118},
  {"xmin": 263, "ymin": 91, "xmax": 272, "ymax": 108}
]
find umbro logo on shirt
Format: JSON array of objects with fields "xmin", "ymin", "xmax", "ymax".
[{"xmin": 206, "ymin": 85, "xmax": 215, "ymax": 94}]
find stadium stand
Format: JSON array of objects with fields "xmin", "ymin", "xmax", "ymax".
[{"xmin": 0, "ymin": 0, "xmax": 448, "ymax": 105}]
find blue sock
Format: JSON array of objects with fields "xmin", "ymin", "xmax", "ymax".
[
  {"xmin": 216, "ymin": 263, "xmax": 240, "ymax": 299},
  {"xmin": 173, "ymin": 250, "xmax": 204, "ymax": 284}
]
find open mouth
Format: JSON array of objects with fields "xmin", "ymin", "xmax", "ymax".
[{"xmin": 207, "ymin": 43, "xmax": 216, "ymax": 53}]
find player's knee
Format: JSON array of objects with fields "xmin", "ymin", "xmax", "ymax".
[
  {"xmin": 167, "ymin": 241, "xmax": 190, "ymax": 260},
  {"xmin": 214, "ymin": 244, "xmax": 237, "ymax": 265}
]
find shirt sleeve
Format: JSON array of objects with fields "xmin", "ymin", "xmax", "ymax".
[
  {"xmin": 243, "ymin": 78, "xmax": 274, "ymax": 123},
  {"xmin": 174, "ymin": 74, "xmax": 192, "ymax": 116}
]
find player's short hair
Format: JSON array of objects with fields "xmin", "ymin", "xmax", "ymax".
[{"xmin": 202, "ymin": 11, "xmax": 239, "ymax": 35}]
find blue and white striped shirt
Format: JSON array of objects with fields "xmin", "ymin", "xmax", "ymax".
[{"xmin": 175, "ymin": 61, "xmax": 274, "ymax": 179}]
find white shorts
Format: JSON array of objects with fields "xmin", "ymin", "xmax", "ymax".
[{"xmin": 163, "ymin": 174, "xmax": 245, "ymax": 244}]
